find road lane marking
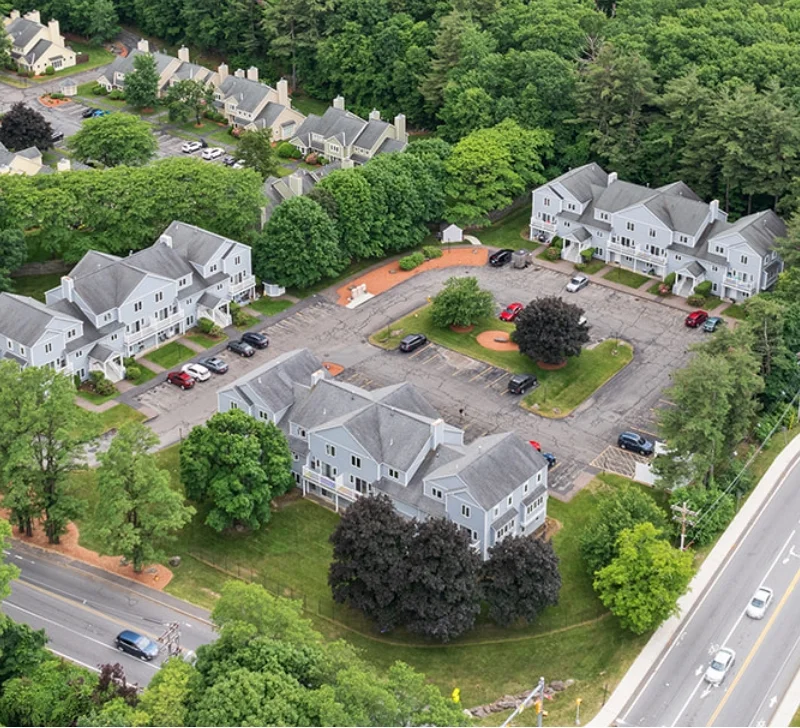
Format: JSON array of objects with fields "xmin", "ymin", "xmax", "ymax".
[
  {"xmin": 706, "ymin": 565, "xmax": 800, "ymax": 726},
  {"xmin": 468, "ymin": 366, "xmax": 492, "ymax": 382},
  {"xmin": 408, "ymin": 343, "xmax": 431, "ymax": 358},
  {"xmin": 49, "ymin": 649, "xmax": 102, "ymax": 673},
  {"xmin": 671, "ymin": 679, "xmax": 706, "ymax": 725},
  {"xmin": 748, "ymin": 627, "xmax": 800, "ymax": 725}
]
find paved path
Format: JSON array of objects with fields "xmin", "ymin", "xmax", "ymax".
[{"xmin": 74, "ymin": 396, "xmax": 118, "ymax": 413}]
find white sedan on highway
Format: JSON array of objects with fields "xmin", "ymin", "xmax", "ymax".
[
  {"xmin": 705, "ymin": 647, "xmax": 736, "ymax": 684},
  {"xmin": 201, "ymin": 147, "xmax": 225, "ymax": 161},
  {"xmin": 181, "ymin": 363, "xmax": 211, "ymax": 382},
  {"xmin": 746, "ymin": 586, "xmax": 773, "ymax": 619}
]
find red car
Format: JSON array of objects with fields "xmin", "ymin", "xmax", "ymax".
[
  {"xmin": 529, "ymin": 440, "xmax": 542, "ymax": 452},
  {"xmin": 166, "ymin": 371, "xmax": 195, "ymax": 390},
  {"xmin": 685, "ymin": 310, "xmax": 709, "ymax": 328},
  {"xmin": 500, "ymin": 302, "xmax": 524, "ymax": 322}
]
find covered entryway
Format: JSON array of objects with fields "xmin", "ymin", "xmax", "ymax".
[
  {"xmin": 562, "ymin": 226, "xmax": 592, "ymax": 263},
  {"xmin": 88, "ymin": 343, "xmax": 125, "ymax": 383},
  {"xmin": 673, "ymin": 261, "xmax": 706, "ymax": 298},
  {"xmin": 197, "ymin": 293, "xmax": 232, "ymax": 328}
]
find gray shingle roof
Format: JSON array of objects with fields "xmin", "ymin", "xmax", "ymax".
[
  {"xmin": 549, "ymin": 163, "xmax": 608, "ymax": 203},
  {"xmin": 2, "ymin": 350, "xmax": 27, "ymax": 365},
  {"xmin": 293, "ymin": 107, "xmax": 368, "ymax": 149},
  {"xmin": 0, "ymin": 292, "xmax": 80, "ymax": 347},
  {"xmin": 594, "ymin": 180, "xmax": 654, "ymax": 213},
  {"xmin": 290, "ymin": 378, "xmax": 373, "ymax": 431},
  {"xmin": 372, "ymin": 382, "xmax": 441, "ymax": 420},
  {"xmin": 715, "ymin": 209, "xmax": 786, "ymax": 256},
  {"xmin": 6, "ymin": 17, "xmax": 41, "ymax": 50},
  {"xmin": 655, "ymin": 181, "xmax": 702, "ymax": 201},
  {"xmin": 521, "ymin": 484, "xmax": 547, "ymax": 506},
  {"xmin": 568, "ymin": 226, "xmax": 591, "ymax": 242},
  {"xmin": 123, "ymin": 243, "xmax": 195, "ymax": 280},
  {"xmin": 680, "ymin": 260, "xmax": 706, "ymax": 278},
  {"xmin": 88, "ymin": 342, "xmax": 117, "ymax": 361},
  {"xmin": 99, "ymin": 49, "xmax": 175, "ymax": 87},
  {"xmin": 376, "ymin": 138, "xmax": 406, "ymax": 154},
  {"xmin": 162, "ymin": 221, "xmax": 236, "ymax": 267},
  {"xmin": 23, "ymin": 38, "xmax": 51, "ymax": 64},
  {"xmin": 250, "ymin": 102, "xmax": 286, "ymax": 129},
  {"xmin": 355, "ymin": 119, "xmax": 389, "ymax": 151},
  {"xmin": 217, "ymin": 75, "xmax": 274, "ymax": 114},
  {"xmin": 644, "ymin": 194, "xmax": 710, "ymax": 236},
  {"xmin": 68, "ymin": 256, "xmax": 149, "ymax": 314},
  {"xmin": 491, "ymin": 506, "xmax": 517, "ymax": 531}
]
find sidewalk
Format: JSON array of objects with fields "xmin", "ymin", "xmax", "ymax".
[{"xmin": 589, "ymin": 432, "xmax": 800, "ymax": 726}]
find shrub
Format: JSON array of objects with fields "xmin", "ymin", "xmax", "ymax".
[
  {"xmin": 49, "ymin": 92, "xmax": 65, "ymax": 100},
  {"xmin": 108, "ymin": 89, "xmax": 125, "ymax": 100},
  {"xmin": 580, "ymin": 247, "xmax": 595, "ymax": 262},
  {"xmin": 197, "ymin": 317, "xmax": 222, "ymax": 337},
  {"xmin": 574, "ymin": 262, "xmax": 587, "ymax": 272},
  {"xmin": 431, "ymin": 276, "xmax": 495, "ymax": 328},
  {"xmin": 88, "ymin": 370, "xmax": 116, "ymax": 396},
  {"xmin": 551, "ymin": 236, "xmax": 564, "ymax": 251},
  {"xmin": 422, "ymin": 245, "xmax": 443, "ymax": 259},
  {"xmin": 277, "ymin": 141, "xmax": 301, "ymax": 159},
  {"xmin": 317, "ymin": 155, "xmax": 329, "ymax": 165},
  {"xmin": 398, "ymin": 252, "xmax": 425, "ymax": 271},
  {"xmin": 45, "ymin": 65, "xmax": 55, "ymax": 75},
  {"xmin": 91, "ymin": 83, "xmax": 109, "ymax": 95},
  {"xmin": 687, "ymin": 294, "xmax": 704, "ymax": 307},
  {"xmin": 203, "ymin": 108, "xmax": 227, "ymax": 123},
  {"xmin": 305, "ymin": 152, "xmax": 319, "ymax": 165},
  {"xmin": 664, "ymin": 272, "xmax": 676, "ymax": 287},
  {"xmin": 125, "ymin": 365, "xmax": 141, "ymax": 381},
  {"xmin": 123, "ymin": 356, "xmax": 136, "ymax": 367},
  {"xmin": 694, "ymin": 280, "xmax": 713, "ymax": 297},
  {"xmin": 545, "ymin": 246, "xmax": 561, "ymax": 261},
  {"xmin": 229, "ymin": 301, "xmax": 250, "ymax": 327}
]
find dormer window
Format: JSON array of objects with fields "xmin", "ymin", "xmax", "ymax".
[
  {"xmin": 209, "ymin": 264, "xmax": 218, "ymax": 273},
  {"xmin": 543, "ymin": 197, "xmax": 551, "ymax": 207},
  {"xmin": 155, "ymin": 291, "xmax": 163, "ymax": 303},
  {"xmin": 626, "ymin": 222, "xmax": 634, "ymax": 231},
  {"xmin": 178, "ymin": 277, "xmax": 188, "ymax": 288},
  {"xmin": 67, "ymin": 328, "xmax": 76, "ymax": 340},
  {"xmin": 103, "ymin": 312, "xmax": 112, "ymax": 322},
  {"xmin": 649, "ymin": 229, "xmax": 656, "ymax": 238},
  {"xmin": 507, "ymin": 495, "xmax": 513, "ymax": 507},
  {"xmin": 679, "ymin": 235, "xmax": 688, "ymax": 243},
  {"xmin": 388, "ymin": 467, "xmax": 399, "ymax": 480},
  {"xmin": 599, "ymin": 212, "xmax": 609, "ymax": 221},
  {"xmin": 431, "ymin": 487, "xmax": 443, "ymax": 500}
]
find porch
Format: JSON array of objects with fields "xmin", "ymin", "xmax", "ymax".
[
  {"xmin": 88, "ymin": 343, "xmax": 125, "ymax": 383},
  {"xmin": 672, "ymin": 261, "xmax": 706, "ymax": 298},
  {"xmin": 198, "ymin": 292, "xmax": 232, "ymax": 328}
]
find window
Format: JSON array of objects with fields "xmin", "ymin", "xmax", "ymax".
[
  {"xmin": 259, "ymin": 411, "xmax": 269, "ymax": 420},
  {"xmin": 292, "ymin": 452, "xmax": 300, "ymax": 461},
  {"xmin": 298, "ymin": 428, "xmax": 307, "ymax": 438},
  {"xmin": 497, "ymin": 519, "xmax": 515, "ymax": 539},
  {"xmin": 19, "ymin": 346, "xmax": 25, "ymax": 356},
  {"xmin": 293, "ymin": 471, "xmax": 301, "ymax": 484},
  {"xmin": 209, "ymin": 264, "xmax": 218, "ymax": 273},
  {"xmin": 230, "ymin": 401, "xmax": 239, "ymax": 410},
  {"xmin": 674, "ymin": 254, "xmax": 682, "ymax": 261},
  {"xmin": 329, "ymin": 144, "xmax": 340, "ymax": 154},
  {"xmin": 564, "ymin": 221, "xmax": 570, "ymax": 228},
  {"xmin": 507, "ymin": 495, "xmax": 513, "ymax": 507},
  {"xmin": 526, "ymin": 502, "xmax": 536, "ymax": 516},
  {"xmin": 536, "ymin": 472, "xmax": 542, "ymax": 483},
  {"xmin": 6, "ymin": 339, "xmax": 11, "ymax": 349},
  {"xmin": 740, "ymin": 255, "xmax": 748, "ymax": 265},
  {"xmin": 526, "ymin": 498, "xmax": 543, "ymax": 515},
  {"xmin": 567, "ymin": 203, "xmax": 576, "ymax": 211},
  {"xmin": 155, "ymin": 291, "xmax": 163, "ymax": 303},
  {"xmin": 234, "ymin": 255, "xmax": 241, "ymax": 266},
  {"xmin": 649, "ymin": 228, "xmax": 656, "ymax": 238},
  {"xmin": 179, "ymin": 277, "xmax": 187, "ymax": 287},
  {"xmin": 351, "ymin": 455, "xmax": 361, "ymax": 468},
  {"xmin": 45, "ymin": 342, "xmax": 52, "ymax": 354},
  {"xmin": 711, "ymin": 265, "xmax": 718, "ymax": 272},
  {"xmin": 626, "ymin": 221, "xmax": 634, "ymax": 231},
  {"xmin": 431, "ymin": 487, "xmax": 443, "ymax": 500},
  {"xmin": 104, "ymin": 312, "xmax": 112, "ymax": 322},
  {"xmin": 524, "ymin": 482, "xmax": 529, "ymax": 494},
  {"xmin": 543, "ymin": 197, "xmax": 551, "ymax": 207},
  {"xmin": 388, "ymin": 467, "xmax": 399, "ymax": 480},
  {"xmin": 325, "ymin": 444, "xmax": 336, "ymax": 457},
  {"xmin": 712, "ymin": 283, "xmax": 718, "ymax": 292},
  {"xmin": 599, "ymin": 212, "xmax": 609, "ymax": 221},
  {"xmin": 351, "ymin": 476, "xmax": 370, "ymax": 494},
  {"xmin": 461, "ymin": 504, "xmax": 471, "ymax": 518},
  {"xmin": 74, "ymin": 349, "xmax": 82, "ymax": 357},
  {"xmin": 493, "ymin": 506, "xmax": 499, "ymax": 517},
  {"xmin": 67, "ymin": 328, "xmax": 76, "ymax": 340},
  {"xmin": 679, "ymin": 235, "xmax": 688, "ymax": 243},
  {"xmin": 186, "ymin": 316, "xmax": 194, "ymax": 326},
  {"xmin": 217, "ymin": 283, "xmax": 224, "ymax": 290},
  {"xmin": 715, "ymin": 246, "xmax": 724, "ymax": 254},
  {"xmin": 134, "ymin": 301, "xmax": 142, "ymax": 312}
]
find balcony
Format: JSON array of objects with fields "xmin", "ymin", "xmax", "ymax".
[
  {"xmin": 531, "ymin": 218, "xmax": 557, "ymax": 233},
  {"xmin": 724, "ymin": 275, "xmax": 756, "ymax": 293},
  {"xmin": 124, "ymin": 308, "xmax": 184, "ymax": 345},
  {"xmin": 303, "ymin": 466, "xmax": 343, "ymax": 491},
  {"xmin": 230, "ymin": 274, "xmax": 256, "ymax": 297},
  {"xmin": 607, "ymin": 240, "xmax": 666, "ymax": 266}
]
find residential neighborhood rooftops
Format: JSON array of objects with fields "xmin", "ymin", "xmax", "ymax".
[
  {"xmin": 0, "ymin": 293, "xmax": 79, "ymax": 347},
  {"xmin": 5, "ymin": 15, "xmax": 40, "ymax": 47},
  {"xmin": 217, "ymin": 74, "xmax": 276, "ymax": 114},
  {"xmin": 162, "ymin": 221, "xmax": 238, "ymax": 267}
]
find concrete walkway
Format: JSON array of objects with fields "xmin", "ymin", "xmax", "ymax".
[
  {"xmin": 590, "ymin": 433, "xmax": 800, "ymax": 726},
  {"xmin": 74, "ymin": 396, "xmax": 118, "ymax": 413}
]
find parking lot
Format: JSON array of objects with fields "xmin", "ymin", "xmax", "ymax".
[{"xmin": 131, "ymin": 263, "xmax": 699, "ymax": 498}]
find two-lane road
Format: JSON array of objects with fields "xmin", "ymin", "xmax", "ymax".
[
  {"xmin": 620, "ymin": 455, "xmax": 800, "ymax": 727},
  {"xmin": 2, "ymin": 543, "xmax": 217, "ymax": 687}
]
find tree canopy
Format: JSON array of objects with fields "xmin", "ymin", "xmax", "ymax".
[
  {"xmin": 124, "ymin": 52, "xmax": 160, "ymax": 109},
  {"xmin": 68, "ymin": 113, "xmax": 158, "ymax": 168},
  {"xmin": 430, "ymin": 276, "xmax": 494, "ymax": 328},
  {"xmin": 0, "ymin": 103, "xmax": 53, "ymax": 152},
  {"xmin": 512, "ymin": 296, "xmax": 590, "ymax": 365},
  {"xmin": 235, "ymin": 128, "xmax": 280, "ymax": 181}
]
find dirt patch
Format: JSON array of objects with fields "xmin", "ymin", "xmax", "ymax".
[
  {"xmin": 450, "ymin": 324, "xmax": 475, "ymax": 333},
  {"xmin": 39, "ymin": 95, "xmax": 71, "ymax": 108},
  {"xmin": 537, "ymin": 359, "xmax": 568, "ymax": 370},
  {"xmin": 476, "ymin": 330, "xmax": 520, "ymax": 352},
  {"xmin": 3, "ymin": 511, "xmax": 173, "ymax": 590},
  {"xmin": 322, "ymin": 361, "xmax": 344, "ymax": 376},
  {"xmin": 335, "ymin": 246, "xmax": 488, "ymax": 306}
]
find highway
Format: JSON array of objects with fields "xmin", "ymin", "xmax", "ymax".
[
  {"xmin": 619, "ymin": 455, "xmax": 800, "ymax": 727},
  {"xmin": 2, "ymin": 542, "xmax": 217, "ymax": 687}
]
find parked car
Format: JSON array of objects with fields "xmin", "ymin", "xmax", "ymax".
[
  {"xmin": 508, "ymin": 373, "xmax": 537, "ymax": 395},
  {"xmin": 231, "ymin": 159, "xmax": 246, "ymax": 169},
  {"xmin": 50, "ymin": 130, "xmax": 64, "ymax": 143},
  {"xmin": 746, "ymin": 586, "xmax": 773, "ymax": 619},
  {"xmin": 685, "ymin": 310, "xmax": 709, "ymax": 328},
  {"xmin": 181, "ymin": 362, "xmax": 211, "ymax": 382},
  {"xmin": 542, "ymin": 452, "xmax": 556, "ymax": 469},
  {"xmin": 222, "ymin": 154, "xmax": 236, "ymax": 166},
  {"xmin": 201, "ymin": 146, "xmax": 225, "ymax": 160},
  {"xmin": 529, "ymin": 440, "xmax": 542, "ymax": 451},
  {"xmin": 91, "ymin": 109, "xmax": 111, "ymax": 117},
  {"xmin": 566, "ymin": 274, "xmax": 589, "ymax": 292},
  {"xmin": 200, "ymin": 356, "xmax": 229, "ymax": 374},
  {"xmin": 81, "ymin": 107, "xmax": 98, "ymax": 118},
  {"xmin": 115, "ymin": 630, "xmax": 159, "ymax": 661},
  {"xmin": 499, "ymin": 302, "xmax": 524, "ymax": 322},
  {"xmin": 241, "ymin": 331, "xmax": 269, "ymax": 349},
  {"xmin": 703, "ymin": 316, "xmax": 724, "ymax": 333},
  {"xmin": 181, "ymin": 140, "xmax": 204, "ymax": 154},
  {"xmin": 617, "ymin": 431, "xmax": 654, "ymax": 456},
  {"xmin": 166, "ymin": 371, "xmax": 195, "ymax": 389},
  {"xmin": 228, "ymin": 340, "xmax": 255, "ymax": 357},
  {"xmin": 399, "ymin": 333, "xmax": 428, "ymax": 352},
  {"xmin": 705, "ymin": 648, "xmax": 735, "ymax": 685},
  {"xmin": 489, "ymin": 249, "xmax": 514, "ymax": 267}
]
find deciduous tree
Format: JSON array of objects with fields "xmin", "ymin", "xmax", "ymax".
[
  {"xmin": 138, "ymin": 658, "xmax": 201, "ymax": 727},
  {"xmin": 316, "ymin": 170, "xmax": 379, "ymax": 259},
  {"xmin": 0, "ymin": 520, "xmax": 20, "ymax": 601},
  {"xmin": 430, "ymin": 276, "xmax": 494, "ymax": 328},
  {"xmin": 0, "ymin": 616, "xmax": 46, "ymax": 685},
  {"xmin": 0, "ymin": 103, "xmax": 53, "ymax": 152},
  {"xmin": 68, "ymin": 112, "xmax": 158, "ymax": 167},
  {"xmin": 165, "ymin": 79, "xmax": 214, "ymax": 125},
  {"xmin": 124, "ymin": 52, "xmax": 159, "ymax": 109},
  {"xmin": 669, "ymin": 486, "xmax": 735, "ymax": 548},
  {"xmin": 512, "ymin": 296, "xmax": 590, "ymax": 365},
  {"xmin": 235, "ymin": 128, "xmax": 280, "ymax": 181},
  {"xmin": 0, "ymin": 227, "xmax": 27, "ymax": 293}
]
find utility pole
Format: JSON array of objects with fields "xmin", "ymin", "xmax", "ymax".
[
  {"xmin": 671, "ymin": 501, "xmax": 699, "ymax": 551},
  {"xmin": 501, "ymin": 676, "xmax": 546, "ymax": 728},
  {"xmin": 158, "ymin": 621, "xmax": 182, "ymax": 657}
]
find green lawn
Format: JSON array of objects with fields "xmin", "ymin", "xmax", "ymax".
[
  {"xmin": 474, "ymin": 204, "xmax": 536, "ymax": 250},
  {"xmin": 127, "ymin": 362, "xmax": 157, "ymax": 386},
  {"xmin": 10, "ymin": 273, "xmax": 62, "ymax": 302},
  {"xmin": 248, "ymin": 297, "xmax": 294, "ymax": 316},
  {"xmin": 372, "ymin": 305, "xmax": 633, "ymax": 417},
  {"xmin": 724, "ymin": 303, "xmax": 747, "ymax": 320},
  {"xmin": 144, "ymin": 341, "xmax": 195, "ymax": 369},
  {"xmin": 235, "ymin": 313, "xmax": 260, "ymax": 330},
  {"xmin": 276, "ymin": 165, "xmax": 294, "ymax": 177},
  {"xmin": 75, "ymin": 81, "xmax": 130, "ymax": 109},
  {"xmin": 3, "ymin": 43, "xmax": 114, "ymax": 85},
  {"xmin": 206, "ymin": 127, "xmax": 236, "ymax": 146},
  {"xmin": 95, "ymin": 403, "xmax": 146, "ymax": 433},
  {"xmin": 647, "ymin": 280, "xmax": 669, "ymax": 296},
  {"xmin": 184, "ymin": 332, "xmax": 226, "ymax": 349},
  {"xmin": 691, "ymin": 294, "xmax": 723, "ymax": 311},
  {"xmin": 602, "ymin": 267, "xmax": 651, "ymax": 289},
  {"xmin": 76, "ymin": 387, "xmax": 118, "ymax": 406},
  {"xmin": 575, "ymin": 258, "xmax": 606, "ymax": 275},
  {"xmin": 792, "ymin": 705, "xmax": 800, "ymax": 728},
  {"xmin": 292, "ymin": 93, "xmax": 329, "ymax": 117}
]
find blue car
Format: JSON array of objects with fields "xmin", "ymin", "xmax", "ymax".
[{"xmin": 91, "ymin": 109, "xmax": 111, "ymax": 117}]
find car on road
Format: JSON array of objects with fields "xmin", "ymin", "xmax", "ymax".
[
  {"xmin": 222, "ymin": 154, "xmax": 236, "ymax": 166},
  {"xmin": 399, "ymin": 333, "xmax": 428, "ymax": 353},
  {"xmin": 241, "ymin": 331, "xmax": 269, "ymax": 349},
  {"xmin": 489, "ymin": 249, "xmax": 514, "ymax": 267},
  {"xmin": 50, "ymin": 130, "xmax": 65, "ymax": 143},
  {"xmin": 228, "ymin": 340, "xmax": 255, "ymax": 357},
  {"xmin": 617, "ymin": 431, "xmax": 654, "ymax": 456},
  {"xmin": 542, "ymin": 452, "xmax": 556, "ymax": 469},
  {"xmin": 91, "ymin": 109, "xmax": 111, "ymax": 117},
  {"xmin": 200, "ymin": 356, "xmax": 228, "ymax": 374},
  {"xmin": 685, "ymin": 310, "xmax": 709, "ymax": 328},
  {"xmin": 181, "ymin": 140, "xmax": 205, "ymax": 154},
  {"xmin": 115, "ymin": 630, "xmax": 159, "ymax": 661},
  {"xmin": 201, "ymin": 146, "xmax": 225, "ymax": 160},
  {"xmin": 166, "ymin": 371, "xmax": 195, "ymax": 389},
  {"xmin": 746, "ymin": 586, "xmax": 773, "ymax": 619},
  {"xmin": 499, "ymin": 302, "xmax": 524, "ymax": 322},
  {"xmin": 232, "ymin": 159, "xmax": 246, "ymax": 169},
  {"xmin": 181, "ymin": 362, "xmax": 211, "ymax": 382},
  {"xmin": 705, "ymin": 647, "xmax": 735, "ymax": 685},
  {"xmin": 508, "ymin": 373, "xmax": 537, "ymax": 395},
  {"xmin": 566, "ymin": 274, "xmax": 589, "ymax": 292},
  {"xmin": 703, "ymin": 316, "xmax": 724, "ymax": 333},
  {"xmin": 81, "ymin": 107, "xmax": 98, "ymax": 118}
]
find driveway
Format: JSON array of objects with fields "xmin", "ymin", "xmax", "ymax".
[{"xmin": 128, "ymin": 262, "xmax": 697, "ymax": 498}]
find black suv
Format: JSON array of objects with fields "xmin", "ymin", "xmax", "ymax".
[
  {"xmin": 617, "ymin": 431, "xmax": 655, "ymax": 456},
  {"xmin": 508, "ymin": 373, "xmax": 537, "ymax": 395},
  {"xmin": 115, "ymin": 630, "xmax": 159, "ymax": 661},
  {"xmin": 241, "ymin": 331, "xmax": 269, "ymax": 349},
  {"xmin": 228, "ymin": 340, "xmax": 255, "ymax": 357},
  {"xmin": 50, "ymin": 130, "xmax": 65, "ymax": 143},
  {"xmin": 399, "ymin": 333, "xmax": 427, "ymax": 352},
  {"xmin": 81, "ymin": 107, "xmax": 98, "ymax": 118},
  {"xmin": 489, "ymin": 248, "xmax": 514, "ymax": 267}
]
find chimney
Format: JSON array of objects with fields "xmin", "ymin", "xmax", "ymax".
[
  {"xmin": 288, "ymin": 172, "xmax": 304, "ymax": 197},
  {"xmin": 56, "ymin": 157, "xmax": 70, "ymax": 172},
  {"xmin": 276, "ymin": 78, "xmax": 289, "ymax": 107},
  {"xmin": 311, "ymin": 368, "xmax": 326, "ymax": 387},
  {"xmin": 137, "ymin": 38, "xmax": 149, "ymax": 53},
  {"xmin": 24, "ymin": 10, "xmax": 40, "ymax": 23},
  {"xmin": 60, "ymin": 276, "xmax": 74, "ymax": 302},
  {"xmin": 217, "ymin": 63, "xmax": 228, "ymax": 82},
  {"xmin": 247, "ymin": 66, "xmax": 258, "ymax": 82},
  {"xmin": 177, "ymin": 45, "xmax": 190, "ymax": 63},
  {"xmin": 709, "ymin": 199, "xmax": 720, "ymax": 219},
  {"xmin": 9, "ymin": 10, "xmax": 20, "ymax": 20},
  {"xmin": 393, "ymin": 113, "xmax": 407, "ymax": 143},
  {"xmin": 430, "ymin": 418, "xmax": 445, "ymax": 450},
  {"xmin": 159, "ymin": 234, "xmax": 173, "ymax": 248},
  {"xmin": 369, "ymin": 109, "xmax": 380, "ymax": 121},
  {"xmin": 607, "ymin": 171, "xmax": 618, "ymax": 187},
  {"xmin": 333, "ymin": 95, "xmax": 345, "ymax": 110},
  {"xmin": 341, "ymin": 159, "xmax": 354, "ymax": 170},
  {"xmin": 47, "ymin": 19, "xmax": 60, "ymax": 42},
  {"xmin": 234, "ymin": 68, "xmax": 245, "ymax": 78}
]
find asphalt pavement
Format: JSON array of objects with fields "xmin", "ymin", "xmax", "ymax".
[{"xmin": 2, "ymin": 541, "xmax": 216, "ymax": 687}]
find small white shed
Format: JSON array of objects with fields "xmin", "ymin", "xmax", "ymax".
[{"xmin": 441, "ymin": 223, "xmax": 463, "ymax": 243}]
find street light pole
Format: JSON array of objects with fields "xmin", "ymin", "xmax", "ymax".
[{"xmin": 501, "ymin": 676, "xmax": 546, "ymax": 728}]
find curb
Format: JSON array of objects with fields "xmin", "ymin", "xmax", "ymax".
[
  {"xmin": 772, "ymin": 665, "xmax": 800, "ymax": 726},
  {"xmin": 589, "ymin": 432, "xmax": 800, "ymax": 726}
]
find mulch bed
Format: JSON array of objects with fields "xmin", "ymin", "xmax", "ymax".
[
  {"xmin": 476, "ymin": 330, "xmax": 519, "ymax": 351},
  {"xmin": 39, "ymin": 94, "xmax": 71, "ymax": 107}
]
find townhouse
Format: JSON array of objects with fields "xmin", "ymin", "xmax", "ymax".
[
  {"xmin": 0, "ymin": 222, "xmax": 254, "ymax": 382},
  {"xmin": 3, "ymin": 9, "xmax": 75, "ymax": 74},
  {"xmin": 530, "ymin": 163, "xmax": 785, "ymax": 300},
  {"xmin": 218, "ymin": 350, "xmax": 549, "ymax": 559},
  {"xmin": 261, "ymin": 161, "xmax": 344, "ymax": 224},
  {"xmin": 0, "ymin": 141, "xmax": 43, "ymax": 176}
]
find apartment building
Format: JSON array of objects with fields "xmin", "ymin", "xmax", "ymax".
[{"xmin": 3, "ymin": 9, "xmax": 76, "ymax": 74}]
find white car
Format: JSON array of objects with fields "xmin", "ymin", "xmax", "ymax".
[
  {"xmin": 231, "ymin": 159, "xmax": 246, "ymax": 169},
  {"xmin": 746, "ymin": 586, "xmax": 773, "ymax": 619},
  {"xmin": 201, "ymin": 147, "xmax": 224, "ymax": 161},
  {"xmin": 566, "ymin": 274, "xmax": 589, "ymax": 293},
  {"xmin": 705, "ymin": 647, "xmax": 735, "ymax": 685},
  {"xmin": 181, "ymin": 140, "xmax": 203, "ymax": 154},
  {"xmin": 181, "ymin": 363, "xmax": 211, "ymax": 382}
]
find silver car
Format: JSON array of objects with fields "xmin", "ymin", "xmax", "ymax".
[
  {"xmin": 201, "ymin": 146, "xmax": 225, "ymax": 160},
  {"xmin": 746, "ymin": 586, "xmax": 773, "ymax": 619},
  {"xmin": 566, "ymin": 274, "xmax": 589, "ymax": 292},
  {"xmin": 705, "ymin": 647, "xmax": 735, "ymax": 684}
]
